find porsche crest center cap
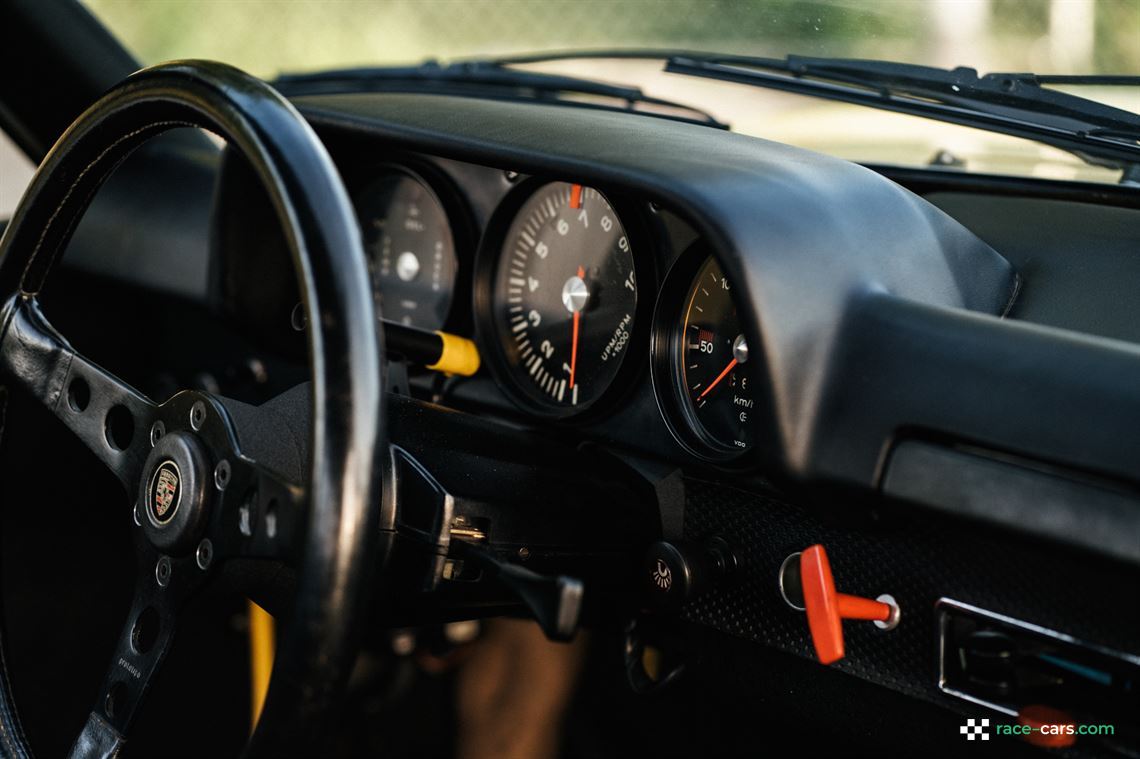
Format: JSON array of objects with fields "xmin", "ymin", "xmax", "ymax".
[
  {"xmin": 148, "ymin": 460, "xmax": 182, "ymax": 525},
  {"xmin": 139, "ymin": 429, "xmax": 211, "ymax": 554}
]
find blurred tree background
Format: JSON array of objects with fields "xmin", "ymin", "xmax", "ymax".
[{"xmin": 83, "ymin": 0, "xmax": 1138, "ymax": 78}]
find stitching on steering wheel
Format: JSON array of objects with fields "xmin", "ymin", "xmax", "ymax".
[
  {"xmin": 0, "ymin": 386, "xmax": 26, "ymax": 759},
  {"xmin": 0, "ymin": 592, "xmax": 23, "ymax": 759},
  {"xmin": 18, "ymin": 120, "xmax": 198, "ymax": 296}
]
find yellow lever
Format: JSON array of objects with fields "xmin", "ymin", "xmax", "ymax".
[
  {"xmin": 427, "ymin": 330, "xmax": 481, "ymax": 376},
  {"xmin": 248, "ymin": 600, "xmax": 275, "ymax": 731},
  {"xmin": 383, "ymin": 321, "xmax": 481, "ymax": 377}
]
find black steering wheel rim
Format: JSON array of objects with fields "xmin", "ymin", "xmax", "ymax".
[{"xmin": 0, "ymin": 61, "xmax": 384, "ymax": 757}]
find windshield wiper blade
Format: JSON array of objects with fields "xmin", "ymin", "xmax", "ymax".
[
  {"xmin": 663, "ymin": 54, "xmax": 1140, "ymax": 168},
  {"xmin": 466, "ymin": 49, "xmax": 1140, "ymax": 168},
  {"xmin": 274, "ymin": 60, "xmax": 729, "ymax": 129},
  {"xmin": 686, "ymin": 56, "xmax": 1140, "ymax": 132}
]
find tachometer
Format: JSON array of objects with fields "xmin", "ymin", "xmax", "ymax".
[
  {"xmin": 355, "ymin": 169, "xmax": 458, "ymax": 329},
  {"xmin": 481, "ymin": 181, "xmax": 639, "ymax": 415}
]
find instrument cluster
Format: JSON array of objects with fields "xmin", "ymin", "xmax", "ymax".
[
  {"xmin": 347, "ymin": 161, "xmax": 757, "ymax": 463},
  {"xmin": 352, "ymin": 165, "xmax": 465, "ymax": 330},
  {"xmin": 473, "ymin": 180, "xmax": 646, "ymax": 417}
]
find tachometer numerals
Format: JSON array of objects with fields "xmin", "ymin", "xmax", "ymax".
[{"xmin": 491, "ymin": 182, "xmax": 638, "ymax": 413}]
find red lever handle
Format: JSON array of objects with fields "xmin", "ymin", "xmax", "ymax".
[{"xmin": 800, "ymin": 544, "xmax": 893, "ymax": 664}]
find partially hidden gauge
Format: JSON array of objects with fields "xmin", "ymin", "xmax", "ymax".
[
  {"xmin": 654, "ymin": 250, "xmax": 757, "ymax": 457},
  {"xmin": 355, "ymin": 168, "xmax": 459, "ymax": 329},
  {"xmin": 479, "ymin": 181, "xmax": 640, "ymax": 416}
]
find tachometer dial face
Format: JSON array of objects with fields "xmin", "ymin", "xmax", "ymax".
[
  {"xmin": 490, "ymin": 182, "xmax": 637, "ymax": 413},
  {"xmin": 674, "ymin": 256, "xmax": 756, "ymax": 453},
  {"xmin": 356, "ymin": 171, "xmax": 457, "ymax": 329}
]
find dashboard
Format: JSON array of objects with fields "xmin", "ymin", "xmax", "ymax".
[
  {"xmin": 218, "ymin": 89, "xmax": 1017, "ymax": 479},
  {"xmin": 218, "ymin": 129, "xmax": 771, "ymax": 468},
  {"xmin": 207, "ymin": 91, "xmax": 1140, "ymax": 561},
  {"xmin": 51, "ymin": 86, "xmax": 1140, "ymax": 755}
]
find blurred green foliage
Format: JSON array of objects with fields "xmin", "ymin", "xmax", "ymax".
[
  {"xmin": 991, "ymin": 0, "xmax": 1052, "ymax": 33},
  {"xmin": 1094, "ymin": 0, "xmax": 1140, "ymax": 72},
  {"xmin": 83, "ymin": 0, "xmax": 1137, "ymax": 78}
]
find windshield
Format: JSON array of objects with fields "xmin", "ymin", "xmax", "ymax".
[{"xmin": 83, "ymin": 0, "xmax": 1140, "ymax": 183}]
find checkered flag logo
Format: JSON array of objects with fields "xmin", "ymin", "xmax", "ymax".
[{"xmin": 960, "ymin": 718, "xmax": 990, "ymax": 741}]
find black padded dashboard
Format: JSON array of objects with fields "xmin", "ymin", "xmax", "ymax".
[
  {"xmin": 285, "ymin": 92, "xmax": 1140, "ymax": 564},
  {"xmin": 291, "ymin": 91, "xmax": 1013, "ymax": 454},
  {"xmin": 926, "ymin": 193, "xmax": 1140, "ymax": 343},
  {"xmin": 57, "ymin": 90, "xmax": 1140, "ymax": 566}
]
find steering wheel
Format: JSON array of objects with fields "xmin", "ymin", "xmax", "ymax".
[{"xmin": 0, "ymin": 61, "xmax": 384, "ymax": 757}]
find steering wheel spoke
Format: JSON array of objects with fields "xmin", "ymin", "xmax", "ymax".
[
  {"xmin": 0, "ymin": 295, "xmax": 157, "ymax": 490},
  {"xmin": 69, "ymin": 547, "xmax": 200, "ymax": 758},
  {"xmin": 213, "ymin": 456, "xmax": 305, "ymax": 562}
]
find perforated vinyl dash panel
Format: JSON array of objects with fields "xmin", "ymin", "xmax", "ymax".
[{"xmin": 680, "ymin": 476, "xmax": 1140, "ymax": 716}]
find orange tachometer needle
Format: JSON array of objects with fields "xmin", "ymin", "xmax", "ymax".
[
  {"xmin": 698, "ymin": 357, "xmax": 738, "ymax": 400},
  {"xmin": 570, "ymin": 183, "xmax": 582, "ymax": 209},
  {"xmin": 569, "ymin": 265, "xmax": 585, "ymax": 388}
]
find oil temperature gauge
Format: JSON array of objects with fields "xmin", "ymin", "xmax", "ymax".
[
  {"xmin": 656, "ymin": 252, "xmax": 757, "ymax": 457},
  {"xmin": 355, "ymin": 169, "xmax": 459, "ymax": 329}
]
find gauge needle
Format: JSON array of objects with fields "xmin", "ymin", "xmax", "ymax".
[
  {"xmin": 569, "ymin": 265, "xmax": 585, "ymax": 388},
  {"xmin": 570, "ymin": 183, "xmax": 583, "ymax": 209},
  {"xmin": 698, "ymin": 357, "xmax": 738, "ymax": 400}
]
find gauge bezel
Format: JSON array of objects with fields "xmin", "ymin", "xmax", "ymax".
[
  {"xmin": 474, "ymin": 176, "xmax": 655, "ymax": 420},
  {"xmin": 345, "ymin": 159, "xmax": 475, "ymax": 333},
  {"xmin": 651, "ymin": 244, "xmax": 754, "ymax": 462}
]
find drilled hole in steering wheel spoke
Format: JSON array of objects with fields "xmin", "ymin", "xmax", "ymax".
[
  {"xmin": 104, "ymin": 681, "xmax": 127, "ymax": 720},
  {"xmin": 264, "ymin": 498, "xmax": 278, "ymax": 540},
  {"xmin": 104, "ymin": 405, "xmax": 134, "ymax": 451},
  {"xmin": 239, "ymin": 487, "xmax": 258, "ymax": 537},
  {"xmin": 66, "ymin": 376, "xmax": 90, "ymax": 412},
  {"xmin": 130, "ymin": 606, "xmax": 160, "ymax": 655}
]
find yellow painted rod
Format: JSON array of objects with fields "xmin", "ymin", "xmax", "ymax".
[{"xmin": 248, "ymin": 599, "xmax": 275, "ymax": 732}]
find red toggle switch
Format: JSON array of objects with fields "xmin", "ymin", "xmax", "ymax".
[{"xmin": 798, "ymin": 544, "xmax": 899, "ymax": 665}]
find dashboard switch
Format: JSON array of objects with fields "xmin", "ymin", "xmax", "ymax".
[
  {"xmin": 644, "ymin": 537, "xmax": 737, "ymax": 613},
  {"xmin": 780, "ymin": 544, "xmax": 900, "ymax": 665}
]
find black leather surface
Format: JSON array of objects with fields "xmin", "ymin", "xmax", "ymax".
[
  {"xmin": 0, "ymin": 297, "xmax": 71, "ymax": 408},
  {"xmin": 0, "ymin": 603, "xmax": 30, "ymax": 759},
  {"xmin": 68, "ymin": 714, "xmax": 124, "ymax": 759},
  {"xmin": 62, "ymin": 131, "xmax": 221, "ymax": 299},
  {"xmin": 0, "ymin": 61, "xmax": 384, "ymax": 757}
]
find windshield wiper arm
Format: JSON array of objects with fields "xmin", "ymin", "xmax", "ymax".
[
  {"xmin": 663, "ymin": 54, "xmax": 1140, "ymax": 168},
  {"xmin": 679, "ymin": 56, "xmax": 1140, "ymax": 132},
  {"xmin": 274, "ymin": 60, "xmax": 728, "ymax": 129},
  {"xmin": 462, "ymin": 49, "xmax": 1140, "ymax": 169}
]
